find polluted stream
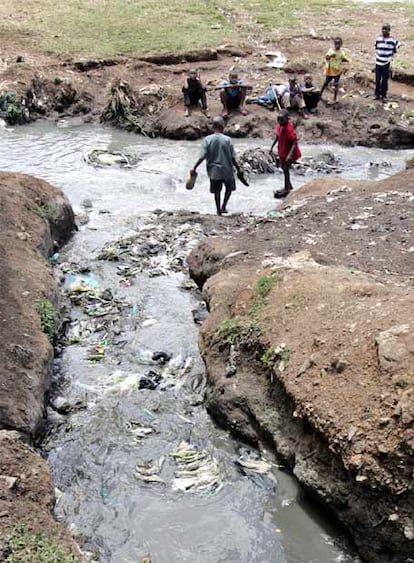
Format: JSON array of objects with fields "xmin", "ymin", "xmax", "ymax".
[{"xmin": 0, "ymin": 121, "xmax": 410, "ymax": 562}]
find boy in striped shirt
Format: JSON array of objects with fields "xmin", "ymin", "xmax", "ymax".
[{"xmin": 375, "ymin": 24, "xmax": 400, "ymax": 101}]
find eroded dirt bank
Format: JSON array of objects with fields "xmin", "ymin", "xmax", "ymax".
[
  {"xmin": 188, "ymin": 170, "xmax": 414, "ymax": 562},
  {"xmin": 2, "ymin": 43, "xmax": 414, "ymax": 148},
  {"xmin": 0, "ymin": 172, "xmax": 78, "ymax": 557}
]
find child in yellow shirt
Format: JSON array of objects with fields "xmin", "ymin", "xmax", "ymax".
[{"xmin": 320, "ymin": 37, "xmax": 349, "ymax": 104}]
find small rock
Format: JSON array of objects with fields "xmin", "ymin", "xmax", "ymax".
[
  {"xmin": 0, "ymin": 475, "xmax": 17, "ymax": 491},
  {"xmin": 378, "ymin": 417, "xmax": 391, "ymax": 427}
]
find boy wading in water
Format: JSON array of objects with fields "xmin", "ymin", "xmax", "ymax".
[
  {"xmin": 270, "ymin": 109, "xmax": 301, "ymax": 199},
  {"xmin": 320, "ymin": 37, "xmax": 349, "ymax": 105},
  {"xmin": 191, "ymin": 116, "xmax": 242, "ymax": 216}
]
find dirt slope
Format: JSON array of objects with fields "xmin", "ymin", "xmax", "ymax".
[{"xmin": 188, "ymin": 169, "xmax": 414, "ymax": 562}]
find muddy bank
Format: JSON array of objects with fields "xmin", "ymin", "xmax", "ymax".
[
  {"xmin": 0, "ymin": 171, "xmax": 77, "ymax": 557},
  {"xmin": 188, "ymin": 170, "xmax": 414, "ymax": 562},
  {"xmin": 2, "ymin": 46, "xmax": 414, "ymax": 148}
]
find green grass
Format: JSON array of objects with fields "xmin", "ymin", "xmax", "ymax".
[
  {"xmin": 214, "ymin": 317, "xmax": 261, "ymax": 347},
  {"xmin": 261, "ymin": 344, "xmax": 290, "ymax": 372},
  {"xmin": 250, "ymin": 274, "xmax": 279, "ymax": 316},
  {"xmin": 220, "ymin": 0, "xmax": 349, "ymax": 29},
  {"xmin": 4, "ymin": 525, "xmax": 78, "ymax": 563},
  {"xmin": 3, "ymin": 0, "xmax": 233, "ymax": 57},
  {"xmin": 34, "ymin": 204, "xmax": 60, "ymax": 221},
  {"xmin": 3, "ymin": 0, "xmax": 409, "ymax": 58},
  {"xmin": 36, "ymin": 297, "xmax": 56, "ymax": 342}
]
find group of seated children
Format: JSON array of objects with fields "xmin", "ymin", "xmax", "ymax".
[
  {"xmin": 183, "ymin": 69, "xmax": 250, "ymax": 118},
  {"xmin": 182, "ymin": 37, "xmax": 349, "ymax": 119}
]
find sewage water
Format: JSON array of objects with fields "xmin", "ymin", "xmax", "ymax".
[{"xmin": 0, "ymin": 121, "xmax": 409, "ymax": 563}]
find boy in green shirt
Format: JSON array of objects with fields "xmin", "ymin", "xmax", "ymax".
[{"xmin": 320, "ymin": 37, "xmax": 349, "ymax": 104}]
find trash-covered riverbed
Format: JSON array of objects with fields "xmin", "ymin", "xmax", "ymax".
[
  {"xmin": 0, "ymin": 121, "xmax": 408, "ymax": 562},
  {"xmin": 43, "ymin": 212, "xmax": 360, "ymax": 563}
]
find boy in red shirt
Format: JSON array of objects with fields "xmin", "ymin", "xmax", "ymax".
[{"xmin": 269, "ymin": 109, "xmax": 301, "ymax": 198}]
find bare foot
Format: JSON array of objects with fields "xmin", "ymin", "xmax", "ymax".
[
  {"xmin": 221, "ymin": 109, "xmax": 228, "ymax": 118},
  {"xmin": 240, "ymin": 107, "xmax": 247, "ymax": 116}
]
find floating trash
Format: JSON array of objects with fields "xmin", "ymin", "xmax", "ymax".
[
  {"xmin": 139, "ymin": 370, "xmax": 162, "ymax": 390},
  {"xmin": 86, "ymin": 341, "xmax": 107, "ymax": 362},
  {"xmin": 236, "ymin": 450, "xmax": 278, "ymax": 489},
  {"xmin": 126, "ymin": 420, "xmax": 154, "ymax": 438},
  {"xmin": 170, "ymin": 441, "xmax": 221, "ymax": 493},
  {"xmin": 134, "ymin": 457, "xmax": 165, "ymax": 485},
  {"xmin": 85, "ymin": 148, "xmax": 140, "ymax": 168},
  {"xmin": 97, "ymin": 219, "xmax": 205, "ymax": 279}
]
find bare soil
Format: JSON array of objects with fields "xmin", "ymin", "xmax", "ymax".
[
  {"xmin": 188, "ymin": 170, "xmax": 414, "ymax": 562},
  {"xmin": 0, "ymin": 172, "xmax": 76, "ymax": 555}
]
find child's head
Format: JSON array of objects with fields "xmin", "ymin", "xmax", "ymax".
[
  {"xmin": 212, "ymin": 116, "xmax": 225, "ymax": 132},
  {"xmin": 288, "ymin": 75, "xmax": 298, "ymax": 86},
  {"xmin": 304, "ymin": 74, "xmax": 313, "ymax": 86},
  {"xmin": 277, "ymin": 109, "xmax": 289, "ymax": 125},
  {"xmin": 188, "ymin": 68, "xmax": 198, "ymax": 78},
  {"xmin": 228, "ymin": 70, "xmax": 239, "ymax": 84},
  {"xmin": 382, "ymin": 23, "xmax": 391, "ymax": 37},
  {"xmin": 333, "ymin": 37, "xmax": 343, "ymax": 50}
]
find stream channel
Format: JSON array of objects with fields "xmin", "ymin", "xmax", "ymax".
[{"xmin": 1, "ymin": 121, "xmax": 410, "ymax": 563}]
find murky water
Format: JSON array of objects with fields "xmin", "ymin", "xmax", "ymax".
[{"xmin": 0, "ymin": 121, "xmax": 409, "ymax": 562}]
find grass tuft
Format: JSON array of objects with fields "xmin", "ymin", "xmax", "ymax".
[
  {"xmin": 36, "ymin": 297, "xmax": 56, "ymax": 343},
  {"xmin": 4, "ymin": 525, "xmax": 78, "ymax": 563}
]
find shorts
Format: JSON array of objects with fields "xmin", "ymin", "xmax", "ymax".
[
  {"xmin": 324, "ymin": 74, "xmax": 341, "ymax": 86},
  {"xmin": 209, "ymin": 178, "xmax": 236, "ymax": 194},
  {"xmin": 225, "ymin": 92, "xmax": 242, "ymax": 110}
]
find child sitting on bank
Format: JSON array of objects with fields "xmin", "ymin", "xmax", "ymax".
[{"xmin": 182, "ymin": 69, "xmax": 209, "ymax": 117}]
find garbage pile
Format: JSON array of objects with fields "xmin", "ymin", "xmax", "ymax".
[
  {"xmin": 293, "ymin": 151, "xmax": 343, "ymax": 175},
  {"xmin": 238, "ymin": 147, "xmax": 344, "ymax": 175},
  {"xmin": 85, "ymin": 148, "xmax": 140, "ymax": 168},
  {"xmin": 64, "ymin": 272, "xmax": 128, "ymax": 347},
  {"xmin": 97, "ymin": 219, "xmax": 205, "ymax": 279},
  {"xmin": 239, "ymin": 147, "xmax": 280, "ymax": 174}
]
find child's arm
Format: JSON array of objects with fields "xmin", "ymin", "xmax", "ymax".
[{"xmin": 269, "ymin": 135, "xmax": 279, "ymax": 153}]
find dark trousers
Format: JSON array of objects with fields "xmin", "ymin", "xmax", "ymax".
[
  {"xmin": 303, "ymin": 91, "xmax": 320, "ymax": 111},
  {"xmin": 375, "ymin": 63, "xmax": 390, "ymax": 98},
  {"xmin": 183, "ymin": 88, "xmax": 207, "ymax": 109}
]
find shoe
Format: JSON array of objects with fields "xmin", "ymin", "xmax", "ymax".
[
  {"xmin": 273, "ymin": 189, "xmax": 290, "ymax": 199},
  {"xmin": 202, "ymin": 108, "xmax": 210, "ymax": 118},
  {"xmin": 374, "ymin": 95, "xmax": 381, "ymax": 100},
  {"xmin": 382, "ymin": 96, "xmax": 389, "ymax": 103},
  {"xmin": 184, "ymin": 108, "xmax": 190, "ymax": 117}
]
